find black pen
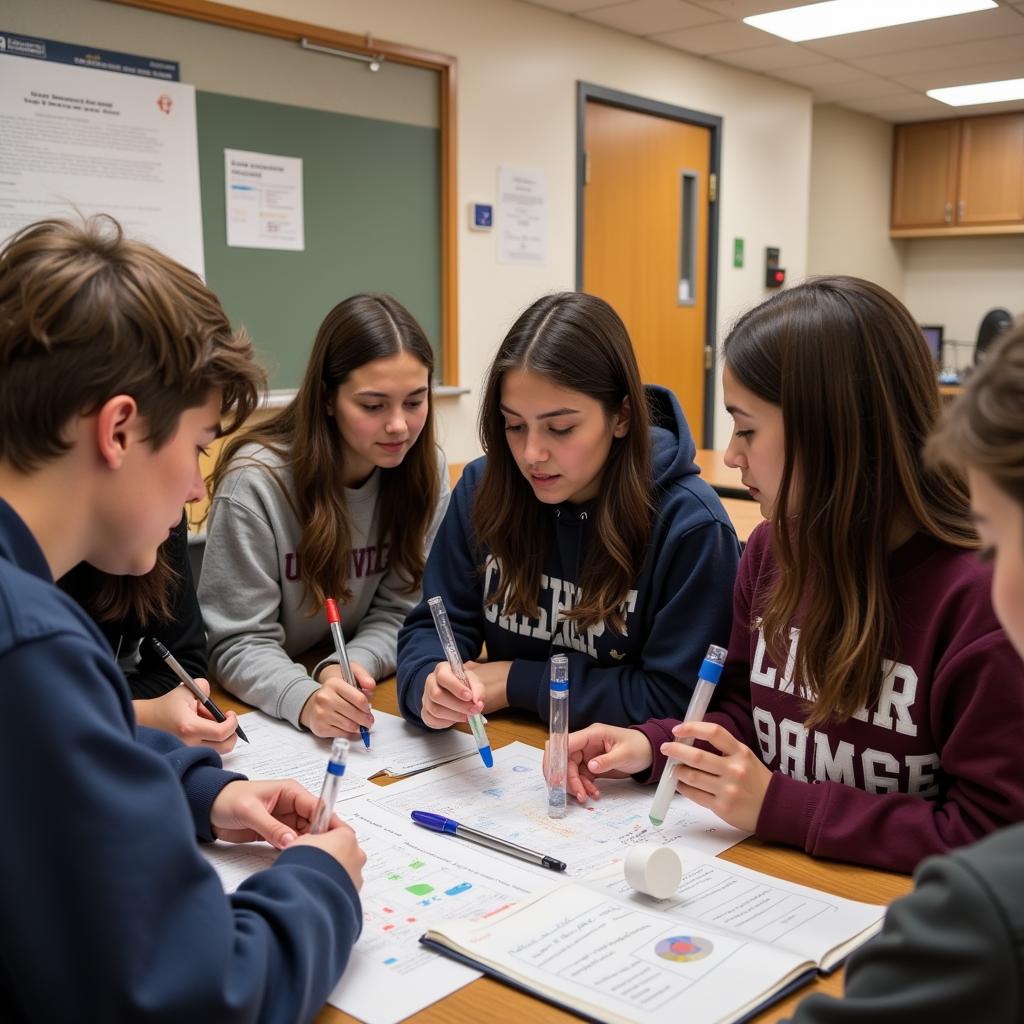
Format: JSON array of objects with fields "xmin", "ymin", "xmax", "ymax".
[{"xmin": 146, "ymin": 637, "xmax": 249, "ymax": 743}]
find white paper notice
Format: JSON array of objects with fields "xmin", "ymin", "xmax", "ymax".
[
  {"xmin": 0, "ymin": 55, "xmax": 204, "ymax": 275},
  {"xmin": 225, "ymin": 148, "xmax": 303, "ymax": 250},
  {"xmin": 369, "ymin": 742, "xmax": 749, "ymax": 878},
  {"xmin": 497, "ymin": 165, "xmax": 546, "ymax": 265}
]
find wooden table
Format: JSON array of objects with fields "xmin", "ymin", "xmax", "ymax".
[
  {"xmin": 721, "ymin": 496, "xmax": 765, "ymax": 545},
  {"xmin": 211, "ymin": 681, "xmax": 911, "ymax": 1024}
]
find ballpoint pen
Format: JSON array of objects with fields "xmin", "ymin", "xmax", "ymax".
[
  {"xmin": 427, "ymin": 596, "xmax": 493, "ymax": 768},
  {"xmin": 324, "ymin": 598, "xmax": 371, "ymax": 749},
  {"xmin": 411, "ymin": 810, "xmax": 566, "ymax": 872},
  {"xmin": 649, "ymin": 643, "xmax": 727, "ymax": 826},
  {"xmin": 311, "ymin": 737, "xmax": 350, "ymax": 834},
  {"xmin": 146, "ymin": 636, "xmax": 249, "ymax": 743},
  {"xmin": 547, "ymin": 654, "xmax": 569, "ymax": 819}
]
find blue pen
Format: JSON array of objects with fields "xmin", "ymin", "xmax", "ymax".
[
  {"xmin": 411, "ymin": 810, "xmax": 566, "ymax": 871},
  {"xmin": 325, "ymin": 598, "xmax": 371, "ymax": 749},
  {"xmin": 427, "ymin": 596, "xmax": 493, "ymax": 768}
]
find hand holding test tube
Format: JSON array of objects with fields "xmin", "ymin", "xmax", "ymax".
[
  {"xmin": 311, "ymin": 737, "xmax": 350, "ymax": 834},
  {"xmin": 649, "ymin": 643, "xmax": 728, "ymax": 826},
  {"xmin": 428, "ymin": 596, "xmax": 493, "ymax": 768}
]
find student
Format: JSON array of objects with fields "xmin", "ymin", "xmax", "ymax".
[
  {"xmin": 0, "ymin": 215, "xmax": 365, "ymax": 1020},
  {"xmin": 557, "ymin": 277, "xmax": 1024, "ymax": 873},
  {"xmin": 397, "ymin": 291, "xmax": 740, "ymax": 730},
  {"xmin": 785, "ymin": 320, "xmax": 1024, "ymax": 1023},
  {"xmin": 200, "ymin": 293, "xmax": 450, "ymax": 736},
  {"xmin": 60, "ymin": 514, "xmax": 239, "ymax": 752}
]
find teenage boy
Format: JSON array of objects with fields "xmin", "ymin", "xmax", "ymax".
[{"xmin": 0, "ymin": 216, "xmax": 365, "ymax": 1022}]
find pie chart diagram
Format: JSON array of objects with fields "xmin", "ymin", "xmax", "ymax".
[{"xmin": 654, "ymin": 935, "xmax": 713, "ymax": 963}]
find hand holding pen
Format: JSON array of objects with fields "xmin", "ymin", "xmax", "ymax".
[
  {"xmin": 146, "ymin": 637, "xmax": 249, "ymax": 744},
  {"xmin": 324, "ymin": 598, "xmax": 371, "ymax": 749}
]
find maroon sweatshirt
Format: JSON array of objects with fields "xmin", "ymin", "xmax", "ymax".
[{"xmin": 636, "ymin": 523, "xmax": 1024, "ymax": 874}]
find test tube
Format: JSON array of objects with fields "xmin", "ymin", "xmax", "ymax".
[
  {"xmin": 311, "ymin": 737, "xmax": 350, "ymax": 834},
  {"xmin": 428, "ymin": 596, "xmax": 494, "ymax": 768},
  {"xmin": 649, "ymin": 643, "xmax": 728, "ymax": 827},
  {"xmin": 548, "ymin": 654, "xmax": 569, "ymax": 819}
]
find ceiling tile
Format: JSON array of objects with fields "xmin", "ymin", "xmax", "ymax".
[
  {"xmin": 687, "ymin": 0, "xmax": 811, "ymax": 16},
  {"xmin": 810, "ymin": 79, "xmax": 915, "ymax": 103},
  {"xmin": 894, "ymin": 57, "xmax": 1024, "ymax": 91},
  {"xmin": 713, "ymin": 41, "xmax": 827, "ymax": 71},
  {"xmin": 772, "ymin": 62, "xmax": 877, "ymax": 87},
  {"xmin": 581, "ymin": 0, "xmax": 722, "ymax": 34},
  {"xmin": 843, "ymin": 94, "xmax": 957, "ymax": 122},
  {"xmin": 804, "ymin": 8, "xmax": 1024, "ymax": 59},
  {"xmin": 848, "ymin": 34, "xmax": 1024, "ymax": 77},
  {"xmin": 521, "ymin": 0, "xmax": 611, "ymax": 13},
  {"xmin": 651, "ymin": 18, "xmax": 773, "ymax": 53}
]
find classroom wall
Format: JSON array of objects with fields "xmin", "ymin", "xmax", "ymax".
[
  {"xmin": 806, "ymin": 104, "xmax": 905, "ymax": 297},
  {"xmin": 903, "ymin": 236, "xmax": 1024, "ymax": 372},
  {"xmin": 212, "ymin": 0, "xmax": 812, "ymax": 456}
]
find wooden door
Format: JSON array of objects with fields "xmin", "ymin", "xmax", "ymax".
[
  {"xmin": 583, "ymin": 101, "xmax": 712, "ymax": 439},
  {"xmin": 957, "ymin": 113, "xmax": 1024, "ymax": 226},
  {"xmin": 891, "ymin": 120, "xmax": 960, "ymax": 229}
]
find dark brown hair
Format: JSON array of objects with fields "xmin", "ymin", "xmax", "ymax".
[
  {"xmin": 927, "ymin": 320, "xmax": 1024, "ymax": 510},
  {"xmin": 0, "ymin": 214, "xmax": 264, "ymax": 620},
  {"xmin": 473, "ymin": 292, "xmax": 652, "ymax": 634},
  {"xmin": 724, "ymin": 276, "xmax": 975, "ymax": 726},
  {"xmin": 210, "ymin": 293, "xmax": 439, "ymax": 612}
]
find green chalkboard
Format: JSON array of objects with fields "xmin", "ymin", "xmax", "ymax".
[{"xmin": 196, "ymin": 91, "xmax": 441, "ymax": 390}]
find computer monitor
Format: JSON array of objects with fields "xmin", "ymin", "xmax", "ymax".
[{"xmin": 919, "ymin": 324, "xmax": 943, "ymax": 365}]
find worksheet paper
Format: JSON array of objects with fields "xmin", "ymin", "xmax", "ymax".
[
  {"xmin": 203, "ymin": 804, "xmax": 557, "ymax": 1024},
  {"xmin": 368, "ymin": 741, "xmax": 750, "ymax": 876},
  {"xmin": 221, "ymin": 709, "xmax": 478, "ymax": 795}
]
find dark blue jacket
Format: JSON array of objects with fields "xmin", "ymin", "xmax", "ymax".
[
  {"xmin": 397, "ymin": 385, "xmax": 740, "ymax": 728},
  {"xmin": 0, "ymin": 499, "xmax": 361, "ymax": 1023}
]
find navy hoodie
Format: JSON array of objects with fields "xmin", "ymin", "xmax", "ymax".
[
  {"xmin": 0, "ymin": 499, "xmax": 361, "ymax": 1023},
  {"xmin": 397, "ymin": 385, "xmax": 741, "ymax": 728}
]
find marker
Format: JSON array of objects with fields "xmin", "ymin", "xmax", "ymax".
[
  {"xmin": 411, "ymin": 810, "xmax": 566, "ymax": 872},
  {"xmin": 311, "ymin": 737, "xmax": 350, "ymax": 834},
  {"xmin": 146, "ymin": 637, "xmax": 249, "ymax": 744},
  {"xmin": 427, "ymin": 596, "xmax": 493, "ymax": 768},
  {"xmin": 649, "ymin": 643, "xmax": 728, "ymax": 826},
  {"xmin": 547, "ymin": 654, "xmax": 569, "ymax": 819},
  {"xmin": 324, "ymin": 598, "xmax": 371, "ymax": 749}
]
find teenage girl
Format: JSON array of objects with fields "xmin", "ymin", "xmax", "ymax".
[
  {"xmin": 200, "ymin": 294, "xmax": 450, "ymax": 735},
  {"xmin": 61, "ymin": 514, "xmax": 239, "ymax": 751},
  {"xmin": 397, "ymin": 291, "xmax": 740, "ymax": 730},
  {"xmin": 787, "ymin": 320, "xmax": 1024, "ymax": 1022},
  {"xmin": 558, "ymin": 277, "xmax": 1024, "ymax": 874}
]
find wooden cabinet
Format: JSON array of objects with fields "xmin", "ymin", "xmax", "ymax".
[{"xmin": 891, "ymin": 112, "xmax": 1024, "ymax": 236}]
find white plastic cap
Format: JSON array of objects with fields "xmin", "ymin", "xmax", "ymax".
[{"xmin": 623, "ymin": 844, "xmax": 682, "ymax": 899}]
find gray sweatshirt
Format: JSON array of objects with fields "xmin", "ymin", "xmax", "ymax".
[{"xmin": 198, "ymin": 442, "xmax": 450, "ymax": 727}]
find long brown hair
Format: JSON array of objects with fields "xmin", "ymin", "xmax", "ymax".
[
  {"xmin": 83, "ymin": 541, "xmax": 179, "ymax": 625},
  {"xmin": 927, "ymin": 320, "xmax": 1024, "ymax": 509},
  {"xmin": 724, "ymin": 276, "xmax": 975, "ymax": 726},
  {"xmin": 210, "ymin": 293, "xmax": 439, "ymax": 612},
  {"xmin": 473, "ymin": 292, "xmax": 652, "ymax": 634}
]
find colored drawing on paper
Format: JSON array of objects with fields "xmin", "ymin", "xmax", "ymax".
[
  {"xmin": 655, "ymin": 935, "xmax": 713, "ymax": 963},
  {"xmin": 406, "ymin": 883, "xmax": 433, "ymax": 896},
  {"xmin": 445, "ymin": 882, "xmax": 473, "ymax": 896}
]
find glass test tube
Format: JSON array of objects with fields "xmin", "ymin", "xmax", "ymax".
[
  {"xmin": 311, "ymin": 737, "xmax": 350, "ymax": 835},
  {"xmin": 427, "ymin": 596, "xmax": 493, "ymax": 768},
  {"xmin": 649, "ymin": 643, "xmax": 728, "ymax": 827},
  {"xmin": 548, "ymin": 654, "xmax": 570, "ymax": 818}
]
